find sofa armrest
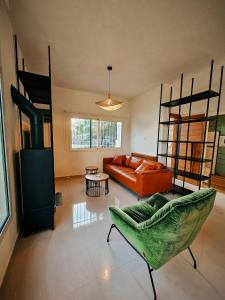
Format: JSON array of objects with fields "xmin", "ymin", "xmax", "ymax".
[
  {"xmin": 136, "ymin": 169, "xmax": 173, "ymax": 197},
  {"xmin": 103, "ymin": 157, "xmax": 114, "ymax": 171},
  {"xmin": 109, "ymin": 206, "xmax": 138, "ymax": 229}
]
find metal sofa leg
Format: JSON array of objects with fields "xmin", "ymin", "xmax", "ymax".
[
  {"xmin": 187, "ymin": 247, "xmax": 197, "ymax": 269},
  {"xmin": 147, "ymin": 263, "xmax": 157, "ymax": 300},
  {"xmin": 107, "ymin": 224, "xmax": 115, "ymax": 242}
]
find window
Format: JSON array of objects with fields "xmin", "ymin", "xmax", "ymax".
[
  {"xmin": 0, "ymin": 81, "xmax": 10, "ymax": 233},
  {"xmin": 71, "ymin": 118, "xmax": 122, "ymax": 149}
]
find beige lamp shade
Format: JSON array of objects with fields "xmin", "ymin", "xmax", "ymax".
[
  {"xmin": 96, "ymin": 66, "xmax": 123, "ymax": 111},
  {"xmin": 96, "ymin": 93, "xmax": 123, "ymax": 111}
]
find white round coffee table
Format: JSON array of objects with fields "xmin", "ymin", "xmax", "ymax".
[{"xmin": 85, "ymin": 173, "xmax": 109, "ymax": 197}]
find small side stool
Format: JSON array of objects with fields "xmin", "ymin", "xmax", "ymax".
[{"xmin": 85, "ymin": 166, "xmax": 98, "ymax": 175}]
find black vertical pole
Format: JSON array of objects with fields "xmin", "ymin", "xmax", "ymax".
[
  {"xmin": 173, "ymin": 74, "xmax": 183, "ymax": 193},
  {"xmin": 14, "ymin": 35, "xmax": 23, "ymax": 149},
  {"xmin": 165, "ymin": 87, "xmax": 172, "ymax": 167},
  {"xmin": 199, "ymin": 60, "xmax": 214, "ymax": 189},
  {"xmin": 156, "ymin": 84, "xmax": 163, "ymax": 162},
  {"xmin": 22, "ymin": 58, "xmax": 27, "ymax": 98},
  {"xmin": 90, "ymin": 119, "xmax": 92, "ymax": 148},
  {"xmin": 208, "ymin": 65, "xmax": 223, "ymax": 187},
  {"xmin": 182, "ymin": 78, "xmax": 194, "ymax": 189},
  {"xmin": 48, "ymin": 46, "xmax": 56, "ymax": 201}
]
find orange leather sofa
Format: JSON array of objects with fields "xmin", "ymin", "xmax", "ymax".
[{"xmin": 103, "ymin": 152, "xmax": 173, "ymax": 198}]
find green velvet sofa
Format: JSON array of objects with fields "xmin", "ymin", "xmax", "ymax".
[{"xmin": 107, "ymin": 188, "xmax": 216, "ymax": 299}]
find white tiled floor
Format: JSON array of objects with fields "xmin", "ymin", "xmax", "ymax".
[{"xmin": 0, "ymin": 176, "xmax": 225, "ymax": 300}]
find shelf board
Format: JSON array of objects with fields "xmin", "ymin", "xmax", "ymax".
[
  {"xmin": 17, "ymin": 70, "xmax": 51, "ymax": 104},
  {"xmin": 160, "ymin": 116, "xmax": 217, "ymax": 125},
  {"xmin": 158, "ymin": 140, "xmax": 213, "ymax": 144},
  {"xmin": 172, "ymin": 169, "xmax": 210, "ymax": 181},
  {"xmin": 158, "ymin": 153, "xmax": 212, "ymax": 163},
  {"xmin": 161, "ymin": 90, "xmax": 219, "ymax": 107}
]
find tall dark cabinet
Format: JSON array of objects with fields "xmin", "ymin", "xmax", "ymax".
[{"xmin": 19, "ymin": 150, "xmax": 54, "ymax": 236}]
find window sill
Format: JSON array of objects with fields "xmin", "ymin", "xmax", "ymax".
[{"xmin": 70, "ymin": 147, "xmax": 122, "ymax": 152}]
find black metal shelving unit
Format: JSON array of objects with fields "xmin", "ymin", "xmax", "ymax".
[
  {"xmin": 13, "ymin": 35, "xmax": 56, "ymax": 236},
  {"xmin": 157, "ymin": 60, "xmax": 224, "ymax": 195}
]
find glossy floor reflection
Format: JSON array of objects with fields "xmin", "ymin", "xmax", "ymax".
[{"xmin": 0, "ymin": 176, "xmax": 225, "ymax": 300}]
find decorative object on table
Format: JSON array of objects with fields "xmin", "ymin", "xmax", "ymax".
[
  {"xmin": 107, "ymin": 188, "xmax": 216, "ymax": 300},
  {"xmin": 85, "ymin": 166, "xmax": 98, "ymax": 174},
  {"xmin": 85, "ymin": 173, "xmax": 109, "ymax": 197},
  {"xmin": 96, "ymin": 66, "xmax": 123, "ymax": 111},
  {"xmin": 103, "ymin": 152, "xmax": 173, "ymax": 199}
]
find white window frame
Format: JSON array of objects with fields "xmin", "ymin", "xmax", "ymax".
[
  {"xmin": 69, "ymin": 115, "xmax": 123, "ymax": 152},
  {"xmin": 0, "ymin": 76, "xmax": 10, "ymax": 235}
]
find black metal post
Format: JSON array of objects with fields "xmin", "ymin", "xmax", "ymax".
[
  {"xmin": 183, "ymin": 79, "xmax": 194, "ymax": 189},
  {"xmin": 190, "ymin": 143, "xmax": 194, "ymax": 173},
  {"xmin": 208, "ymin": 65, "xmax": 223, "ymax": 187},
  {"xmin": 22, "ymin": 58, "xmax": 25, "ymax": 96},
  {"xmin": 156, "ymin": 84, "xmax": 163, "ymax": 161},
  {"xmin": 165, "ymin": 87, "xmax": 172, "ymax": 167},
  {"xmin": 199, "ymin": 60, "xmax": 214, "ymax": 189},
  {"xmin": 14, "ymin": 35, "xmax": 23, "ymax": 149},
  {"xmin": 90, "ymin": 119, "xmax": 92, "ymax": 148},
  {"xmin": 173, "ymin": 74, "xmax": 183, "ymax": 192},
  {"xmin": 22, "ymin": 58, "xmax": 30, "ymax": 102},
  {"xmin": 48, "ymin": 46, "xmax": 55, "ymax": 199}
]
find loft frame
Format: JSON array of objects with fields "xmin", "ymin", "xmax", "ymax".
[
  {"xmin": 157, "ymin": 60, "xmax": 224, "ymax": 195},
  {"xmin": 13, "ymin": 35, "xmax": 55, "ymax": 196}
]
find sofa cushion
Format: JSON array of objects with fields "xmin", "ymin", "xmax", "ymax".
[
  {"xmin": 112, "ymin": 155, "xmax": 125, "ymax": 166},
  {"xmin": 124, "ymin": 155, "xmax": 131, "ymax": 167},
  {"xmin": 143, "ymin": 160, "xmax": 164, "ymax": 170},
  {"xmin": 153, "ymin": 162, "xmax": 164, "ymax": 170},
  {"xmin": 135, "ymin": 161, "xmax": 156, "ymax": 172},
  {"xmin": 105, "ymin": 164, "xmax": 134, "ymax": 175},
  {"xmin": 129, "ymin": 157, "xmax": 143, "ymax": 169}
]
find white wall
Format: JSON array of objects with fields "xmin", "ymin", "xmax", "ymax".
[
  {"xmin": 130, "ymin": 58, "xmax": 225, "ymax": 156},
  {"xmin": 0, "ymin": 1, "xmax": 21, "ymax": 286},
  {"xmin": 52, "ymin": 86, "xmax": 130, "ymax": 177}
]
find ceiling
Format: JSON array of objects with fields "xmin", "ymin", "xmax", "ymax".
[{"xmin": 7, "ymin": 0, "xmax": 225, "ymax": 99}]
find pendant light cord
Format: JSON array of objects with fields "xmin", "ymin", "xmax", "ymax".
[{"xmin": 108, "ymin": 68, "xmax": 111, "ymax": 95}]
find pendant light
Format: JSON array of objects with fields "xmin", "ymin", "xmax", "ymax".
[{"xmin": 96, "ymin": 66, "xmax": 123, "ymax": 111}]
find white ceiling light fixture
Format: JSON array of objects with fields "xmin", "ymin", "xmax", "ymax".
[{"xmin": 96, "ymin": 66, "xmax": 123, "ymax": 111}]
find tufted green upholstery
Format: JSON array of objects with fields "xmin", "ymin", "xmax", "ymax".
[{"xmin": 109, "ymin": 188, "xmax": 216, "ymax": 269}]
